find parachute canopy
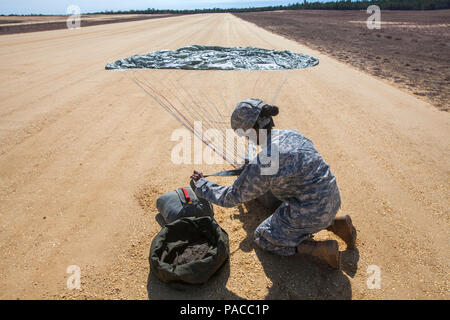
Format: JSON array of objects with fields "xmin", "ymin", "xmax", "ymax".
[{"xmin": 105, "ymin": 45, "xmax": 319, "ymax": 71}]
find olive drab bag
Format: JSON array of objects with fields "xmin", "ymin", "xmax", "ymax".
[
  {"xmin": 149, "ymin": 216, "xmax": 230, "ymax": 285},
  {"xmin": 156, "ymin": 187, "xmax": 214, "ymax": 224},
  {"xmin": 150, "ymin": 176, "xmax": 277, "ymax": 286}
]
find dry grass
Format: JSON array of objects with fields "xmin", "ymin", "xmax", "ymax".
[{"xmin": 234, "ymin": 10, "xmax": 450, "ymax": 111}]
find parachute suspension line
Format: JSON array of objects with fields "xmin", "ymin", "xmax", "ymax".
[
  {"xmin": 252, "ymin": 72, "xmax": 263, "ymax": 97},
  {"xmin": 188, "ymin": 70, "xmax": 226, "ymax": 127},
  {"xmin": 142, "ymin": 70, "xmax": 213, "ymax": 133},
  {"xmin": 214, "ymin": 76, "xmax": 230, "ymax": 121},
  {"xmin": 173, "ymin": 77, "xmax": 228, "ymax": 144},
  {"xmin": 271, "ymin": 71, "xmax": 290, "ymax": 105},
  {"xmin": 127, "ymin": 69, "xmax": 291, "ymax": 167},
  {"xmin": 231, "ymin": 71, "xmax": 241, "ymax": 111},
  {"xmin": 135, "ymin": 72, "xmax": 233, "ymax": 166},
  {"xmin": 185, "ymin": 72, "xmax": 241, "ymax": 152},
  {"xmin": 172, "ymin": 74, "xmax": 239, "ymax": 164},
  {"xmin": 177, "ymin": 70, "xmax": 246, "ymax": 166},
  {"xmin": 135, "ymin": 72, "xmax": 195, "ymax": 130},
  {"xmin": 127, "ymin": 71, "xmax": 239, "ymax": 167},
  {"xmin": 175, "ymin": 73, "xmax": 226, "ymax": 133},
  {"xmin": 183, "ymin": 71, "xmax": 229, "ymax": 134},
  {"xmin": 128, "ymin": 71, "xmax": 214, "ymax": 159},
  {"xmin": 138, "ymin": 75, "xmax": 236, "ymax": 167},
  {"xmin": 127, "ymin": 71, "xmax": 186, "ymax": 128},
  {"xmin": 173, "ymin": 72, "xmax": 242, "ymax": 162},
  {"xmin": 211, "ymin": 73, "xmax": 245, "ymax": 166}
]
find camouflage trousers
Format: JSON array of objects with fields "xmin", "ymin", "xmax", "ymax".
[{"xmin": 253, "ymin": 203, "xmax": 338, "ymax": 256}]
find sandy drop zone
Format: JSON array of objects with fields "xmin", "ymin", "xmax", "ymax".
[{"xmin": 0, "ymin": 14, "xmax": 448, "ymax": 299}]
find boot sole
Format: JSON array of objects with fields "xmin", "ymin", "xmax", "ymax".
[
  {"xmin": 343, "ymin": 215, "xmax": 357, "ymax": 250},
  {"xmin": 328, "ymin": 240, "xmax": 341, "ymax": 270}
]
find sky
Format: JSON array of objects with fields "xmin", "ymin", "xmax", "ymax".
[{"xmin": 0, "ymin": 1, "xmax": 333, "ymax": 15}]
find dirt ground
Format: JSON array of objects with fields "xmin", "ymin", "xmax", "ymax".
[
  {"xmin": 0, "ymin": 13, "xmax": 448, "ymax": 300},
  {"xmin": 234, "ymin": 10, "xmax": 450, "ymax": 111},
  {"xmin": 0, "ymin": 14, "xmax": 177, "ymax": 35}
]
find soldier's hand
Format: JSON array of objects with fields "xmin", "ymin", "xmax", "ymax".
[{"xmin": 191, "ymin": 170, "xmax": 204, "ymax": 182}]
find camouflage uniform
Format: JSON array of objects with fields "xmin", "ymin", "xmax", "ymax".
[{"xmin": 192, "ymin": 99, "xmax": 341, "ymax": 256}]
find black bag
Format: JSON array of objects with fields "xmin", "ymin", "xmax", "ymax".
[
  {"xmin": 156, "ymin": 187, "xmax": 214, "ymax": 225},
  {"xmin": 150, "ymin": 216, "xmax": 230, "ymax": 285}
]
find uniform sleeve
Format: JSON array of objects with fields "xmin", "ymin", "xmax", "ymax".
[{"xmin": 192, "ymin": 164, "xmax": 270, "ymax": 208}]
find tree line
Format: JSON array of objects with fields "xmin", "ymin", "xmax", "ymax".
[
  {"xmin": 92, "ymin": 0, "xmax": 450, "ymax": 15},
  {"xmin": 2, "ymin": 0, "xmax": 449, "ymax": 16}
]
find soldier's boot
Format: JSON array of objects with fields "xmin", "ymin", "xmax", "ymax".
[
  {"xmin": 327, "ymin": 215, "xmax": 357, "ymax": 249},
  {"xmin": 297, "ymin": 240, "xmax": 341, "ymax": 270}
]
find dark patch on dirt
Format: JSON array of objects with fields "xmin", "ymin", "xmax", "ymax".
[
  {"xmin": 0, "ymin": 14, "xmax": 179, "ymax": 36},
  {"xmin": 0, "ymin": 20, "xmax": 23, "ymax": 25},
  {"xmin": 234, "ymin": 10, "xmax": 450, "ymax": 111}
]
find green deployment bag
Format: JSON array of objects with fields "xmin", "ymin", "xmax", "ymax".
[
  {"xmin": 156, "ymin": 187, "xmax": 214, "ymax": 225},
  {"xmin": 150, "ymin": 216, "xmax": 230, "ymax": 285}
]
